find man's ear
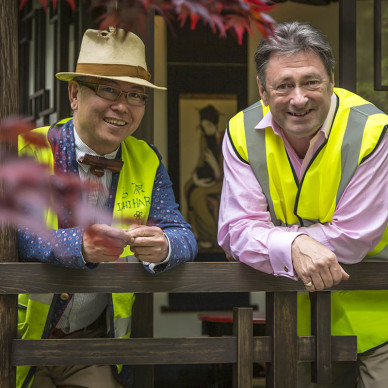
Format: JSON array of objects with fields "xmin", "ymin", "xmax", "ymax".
[
  {"xmin": 68, "ymin": 81, "xmax": 79, "ymax": 111},
  {"xmin": 257, "ymin": 76, "xmax": 268, "ymax": 106}
]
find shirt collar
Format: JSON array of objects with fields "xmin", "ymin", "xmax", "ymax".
[
  {"xmin": 254, "ymin": 92, "xmax": 338, "ymax": 140},
  {"xmin": 74, "ymin": 127, "xmax": 119, "ymax": 173},
  {"xmin": 74, "ymin": 128, "xmax": 119, "ymax": 159}
]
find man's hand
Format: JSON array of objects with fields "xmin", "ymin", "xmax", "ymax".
[
  {"xmin": 291, "ymin": 234, "xmax": 349, "ymax": 291},
  {"xmin": 125, "ymin": 224, "xmax": 169, "ymax": 263},
  {"xmin": 82, "ymin": 224, "xmax": 129, "ymax": 263}
]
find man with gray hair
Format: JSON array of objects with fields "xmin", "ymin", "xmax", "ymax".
[{"xmin": 218, "ymin": 21, "xmax": 388, "ymax": 387}]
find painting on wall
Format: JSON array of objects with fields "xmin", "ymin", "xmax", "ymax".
[
  {"xmin": 374, "ymin": 0, "xmax": 388, "ymax": 91},
  {"xmin": 179, "ymin": 93, "xmax": 238, "ymax": 254}
]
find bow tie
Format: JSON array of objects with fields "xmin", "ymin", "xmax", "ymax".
[{"xmin": 78, "ymin": 154, "xmax": 124, "ymax": 177}]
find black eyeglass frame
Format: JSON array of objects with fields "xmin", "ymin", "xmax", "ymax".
[{"xmin": 76, "ymin": 80, "xmax": 148, "ymax": 106}]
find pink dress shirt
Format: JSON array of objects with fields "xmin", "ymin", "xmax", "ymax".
[{"xmin": 217, "ymin": 94, "xmax": 388, "ymax": 280}]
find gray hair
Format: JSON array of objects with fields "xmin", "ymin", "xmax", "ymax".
[{"xmin": 254, "ymin": 21, "xmax": 335, "ymax": 90}]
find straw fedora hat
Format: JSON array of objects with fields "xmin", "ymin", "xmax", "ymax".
[{"xmin": 56, "ymin": 27, "xmax": 166, "ymax": 90}]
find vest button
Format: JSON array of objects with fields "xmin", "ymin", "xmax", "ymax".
[
  {"xmin": 283, "ymin": 265, "xmax": 289, "ymax": 272},
  {"xmin": 60, "ymin": 293, "xmax": 69, "ymax": 301}
]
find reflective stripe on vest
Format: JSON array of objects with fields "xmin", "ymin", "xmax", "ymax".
[
  {"xmin": 229, "ymin": 88, "xmax": 388, "ymax": 255},
  {"xmin": 17, "ymin": 120, "xmax": 158, "ymax": 387},
  {"xmin": 111, "ymin": 293, "xmax": 136, "ymax": 339},
  {"xmin": 228, "ymin": 88, "xmax": 388, "ymax": 353}
]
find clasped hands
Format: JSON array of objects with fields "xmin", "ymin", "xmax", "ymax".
[
  {"xmin": 292, "ymin": 234, "xmax": 350, "ymax": 291},
  {"xmin": 82, "ymin": 224, "xmax": 169, "ymax": 264}
]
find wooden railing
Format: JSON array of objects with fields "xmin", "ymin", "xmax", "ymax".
[{"xmin": 1, "ymin": 261, "xmax": 388, "ymax": 388}]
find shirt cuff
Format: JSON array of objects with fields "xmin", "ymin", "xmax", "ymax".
[
  {"xmin": 268, "ymin": 231, "xmax": 303, "ymax": 280},
  {"xmin": 142, "ymin": 233, "xmax": 171, "ymax": 273}
]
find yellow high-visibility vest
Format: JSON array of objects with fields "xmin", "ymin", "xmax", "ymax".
[
  {"xmin": 228, "ymin": 88, "xmax": 388, "ymax": 353},
  {"xmin": 17, "ymin": 119, "xmax": 159, "ymax": 387}
]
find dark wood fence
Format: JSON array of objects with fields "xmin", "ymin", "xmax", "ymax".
[{"xmin": 1, "ymin": 261, "xmax": 388, "ymax": 388}]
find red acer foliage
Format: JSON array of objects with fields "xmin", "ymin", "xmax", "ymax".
[
  {"xmin": 0, "ymin": 118, "xmax": 113, "ymax": 238},
  {"xmin": 19, "ymin": 0, "xmax": 277, "ymax": 44},
  {"xmin": 0, "ymin": 117, "xmax": 42, "ymax": 146},
  {"xmin": 19, "ymin": 0, "xmax": 76, "ymax": 12},
  {"xmin": 10, "ymin": 0, "xmax": 278, "ymax": 241}
]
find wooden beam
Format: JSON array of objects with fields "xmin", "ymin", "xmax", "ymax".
[
  {"xmin": 339, "ymin": 0, "xmax": 357, "ymax": 91},
  {"xmin": 252, "ymin": 335, "xmax": 357, "ymax": 363},
  {"xmin": 133, "ymin": 12, "xmax": 155, "ymax": 143},
  {"xmin": 0, "ymin": 1, "xmax": 19, "ymax": 387},
  {"xmin": 297, "ymin": 336, "xmax": 357, "ymax": 362},
  {"xmin": 13, "ymin": 333, "xmax": 359, "ymax": 367},
  {"xmin": 13, "ymin": 337, "xmax": 237, "ymax": 366},
  {"xmin": 1, "ymin": 262, "xmax": 388, "ymax": 294},
  {"xmin": 55, "ymin": 1, "xmax": 71, "ymax": 119}
]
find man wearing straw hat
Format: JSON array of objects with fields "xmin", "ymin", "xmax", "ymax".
[{"xmin": 17, "ymin": 27, "xmax": 197, "ymax": 388}]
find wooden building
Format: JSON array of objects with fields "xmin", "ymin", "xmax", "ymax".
[{"xmin": 1, "ymin": 0, "xmax": 387, "ymax": 387}]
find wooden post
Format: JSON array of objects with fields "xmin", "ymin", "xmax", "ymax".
[
  {"xmin": 131, "ymin": 294, "xmax": 154, "ymax": 388},
  {"xmin": 55, "ymin": 1, "xmax": 71, "ymax": 120},
  {"xmin": 310, "ymin": 292, "xmax": 332, "ymax": 383},
  {"xmin": 134, "ymin": 11, "xmax": 155, "ymax": 143},
  {"xmin": 0, "ymin": 2, "xmax": 19, "ymax": 388},
  {"xmin": 339, "ymin": 0, "xmax": 357, "ymax": 92},
  {"xmin": 233, "ymin": 307, "xmax": 253, "ymax": 388},
  {"xmin": 266, "ymin": 292, "xmax": 298, "ymax": 388}
]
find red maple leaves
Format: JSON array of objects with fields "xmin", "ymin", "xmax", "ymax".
[
  {"xmin": 11, "ymin": 0, "xmax": 278, "ymax": 235},
  {"xmin": 19, "ymin": 0, "xmax": 277, "ymax": 44},
  {"xmin": 0, "ymin": 118, "xmax": 112, "ymax": 236},
  {"xmin": 19, "ymin": 0, "xmax": 76, "ymax": 11}
]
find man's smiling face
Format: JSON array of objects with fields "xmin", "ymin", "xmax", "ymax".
[
  {"xmin": 258, "ymin": 50, "xmax": 334, "ymax": 145},
  {"xmin": 69, "ymin": 77, "xmax": 146, "ymax": 155}
]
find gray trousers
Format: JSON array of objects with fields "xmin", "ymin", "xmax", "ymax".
[{"xmin": 298, "ymin": 341, "xmax": 388, "ymax": 388}]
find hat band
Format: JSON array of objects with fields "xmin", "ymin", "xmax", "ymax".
[{"xmin": 76, "ymin": 63, "xmax": 151, "ymax": 81}]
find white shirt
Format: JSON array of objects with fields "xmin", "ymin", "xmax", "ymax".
[{"xmin": 56, "ymin": 129, "xmax": 113, "ymax": 333}]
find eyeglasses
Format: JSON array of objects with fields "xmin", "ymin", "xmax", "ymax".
[{"xmin": 77, "ymin": 80, "xmax": 148, "ymax": 106}]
